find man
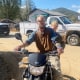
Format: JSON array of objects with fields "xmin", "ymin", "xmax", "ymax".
[{"xmin": 15, "ymin": 15, "xmax": 64, "ymax": 80}]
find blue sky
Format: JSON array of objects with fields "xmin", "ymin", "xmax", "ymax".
[{"xmin": 21, "ymin": 0, "xmax": 80, "ymax": 13}]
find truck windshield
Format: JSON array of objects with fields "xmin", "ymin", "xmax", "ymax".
[{"xmin": 60, "ymin": 16, "xmax": 72, "ymax": 24}]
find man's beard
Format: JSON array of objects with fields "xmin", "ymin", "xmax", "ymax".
[{"xmin": 39, "ymin": 27, "xmax": 45, "ymax": 36}]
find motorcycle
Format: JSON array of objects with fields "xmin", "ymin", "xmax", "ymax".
[{"xmin": 15, "ymin": 33, "xmax": 58, "ymax": 80}]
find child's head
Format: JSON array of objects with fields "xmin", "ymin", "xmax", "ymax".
[{"xmin": 51, "ymin": 20, "xmax": 58, "ymax": 31}]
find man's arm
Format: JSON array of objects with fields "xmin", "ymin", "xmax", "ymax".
[
  {"xmin": 49, "ymin": 28, "xmax": 64, "ymax": 55},
  {"xmin": 53, "ymin": 33, "xmax": 65, "ymax": 49},
  {"xmin": 14, "ymin": 31, "xmax": 35, "ymax": 51}
]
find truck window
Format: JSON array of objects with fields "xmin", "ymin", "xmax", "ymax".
[
  {"xmin": 60, "ymin": 16, "xmax": 72, "ymax": 24},
  {"xmin": 49, "ymin": 17, "xmax": 62, "ymax": 24}
]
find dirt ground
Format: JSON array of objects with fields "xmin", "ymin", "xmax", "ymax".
[{"xmin": 0, "ymin": 32, "xmax": 80, "ymax": 80}]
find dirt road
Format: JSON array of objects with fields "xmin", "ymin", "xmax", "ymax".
[{"xmin": 0, "ymin": 32, "xmax": 80, "ymax": 80}]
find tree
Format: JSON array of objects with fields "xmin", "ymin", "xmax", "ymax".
[
  {"xmin": 0, "ymin": 0, "xmax": 21, "ymax": 20},
  {"xmin": 20, "ymin": 0, "xmax": 35, "ymax": 20}
]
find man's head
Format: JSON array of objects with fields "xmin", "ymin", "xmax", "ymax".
[
  {"xmin": 50, "ymin": 20, "xmax": 58, "ymax": 31},
  {"xmin": 36, "ymin": 15, "xmax": 45, "ymax": 29}
]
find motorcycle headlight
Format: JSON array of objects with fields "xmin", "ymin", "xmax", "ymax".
[{"xmin": 29, "ymin": 65, "xmax": 45, "ymax": 76}]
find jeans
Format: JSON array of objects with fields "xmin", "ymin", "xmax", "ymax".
[{"xmin": 49, "ymin": 56, "xmax": 63, "ymax": 80}]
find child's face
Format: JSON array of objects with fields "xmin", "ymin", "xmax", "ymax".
[{"xmin": 51, "ymin": 23, "xmax": 58, "ymax": 31}]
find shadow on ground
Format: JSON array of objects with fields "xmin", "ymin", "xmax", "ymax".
[
  {"xmin": 63, "ymin": 75, "xmax": 76, "ymax": 80},
  {"xmin": 0, "ymin": 51, "xmax": 26, "ymax": 80}
]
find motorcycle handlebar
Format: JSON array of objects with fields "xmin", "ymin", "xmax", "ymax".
[
  {"xmin": 14, "ymin": 49, "xmax": 28, "ymax": 55},
  {"xmin": 15, "ymin": 49, "xmax": 58, "ymax": 56}
]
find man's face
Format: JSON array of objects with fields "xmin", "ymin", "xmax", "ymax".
[{"xmin": 36, "ymin": 16, "xmax": 45, "ymax": 28}]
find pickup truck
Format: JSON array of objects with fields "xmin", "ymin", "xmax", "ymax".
[
  {"xmin": 19, "ymin": 16, "xmax": 80, "ymax": 46},
  {"xmin": 0, "ymin": 23, "xmax": 10, "ymax": 36}
]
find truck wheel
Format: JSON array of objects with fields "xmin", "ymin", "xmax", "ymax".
[
  {"xmin": 27, "ymin": 33, "xmax": 31, "ymax": 38},
  {"xmin": 26, "ymin": 30, "xmax": 33, "ymax": 37},
  {"xmin": 67, "ymin": 34, "xmax": 79, "ymax": 46}
]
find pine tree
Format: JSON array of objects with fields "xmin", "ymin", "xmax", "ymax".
[{"xmin": 0, "ymin": 0, "xmax": 21, "ymax": 20}]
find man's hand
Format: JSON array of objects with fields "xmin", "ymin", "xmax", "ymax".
[
  {"xmin": 14, "ymin": 42, "xmax": 28, "ymax": 52},
  {"xmin": 55, "ymin": 43, "xmax": 64, "ymax": 55},
  {"xmin": 57, "ymin": 47, "xmax": 64, "ymax": 56},
  {"xmin": 14, "ymin": 45, "xmax": 21, "ymax": 52}
]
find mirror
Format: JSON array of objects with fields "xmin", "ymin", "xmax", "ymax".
[{"xmin": 15, "ymin": 33, "xmax": 22, "ymax": 41}]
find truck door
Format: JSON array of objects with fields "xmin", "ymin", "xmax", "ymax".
[{"xmin": 57, "ymin": 23, "xmax": 66, "ymax": 36}]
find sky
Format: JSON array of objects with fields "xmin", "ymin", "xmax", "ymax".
[{"xmin": 21, "ymin": 0, "xmax": 80, "ymax": 13}]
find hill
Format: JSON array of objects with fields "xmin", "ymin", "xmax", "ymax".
[{"xmin": 52, "ymin": 7, "xmax": 80, "ymax": 22}]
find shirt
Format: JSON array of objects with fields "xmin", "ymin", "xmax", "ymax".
[{"xmin": 26, "ymin": 27, "xmax": 61, "ymax": 52}]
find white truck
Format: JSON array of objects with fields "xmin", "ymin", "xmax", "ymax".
[
  {"xmin": 19, "ymin": 16, "xmax": 80, "ymax": 46},
  {"xmin": 19, "ymin": 21, "xmax": 38, "ymax": 35}
]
